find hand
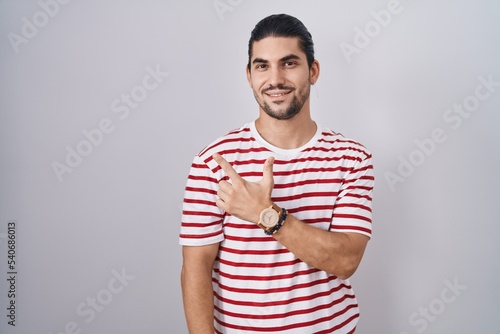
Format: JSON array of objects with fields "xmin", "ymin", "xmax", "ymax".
[{"xmin": 213, "ymin": 153, "xmax": 275, "ymax": 223}]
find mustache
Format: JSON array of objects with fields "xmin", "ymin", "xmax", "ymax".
[{"xmin": 263, "ymin": 84, "xmax": 295, "ymax": 93}]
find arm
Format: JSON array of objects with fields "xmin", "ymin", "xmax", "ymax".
[
  {"xmin": 181, "ymin": 243, "xmax": 220, "ymax": 334},
  {"xmin": 212, "ymin": 153, "xmax": 371, "ymax": 279},
  {"xmin": 272, "ymin": 216, "xmax": 369, "ymax": 279}
]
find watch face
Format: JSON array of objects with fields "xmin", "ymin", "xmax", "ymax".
[{"xmin": 260, "ymin": 208, "xmax": 279, "ymax": 228}]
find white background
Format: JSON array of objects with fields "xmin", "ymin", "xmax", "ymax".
[{"xmin": 1, "ymin": 0, "xmax": 499, "ymax": 333}]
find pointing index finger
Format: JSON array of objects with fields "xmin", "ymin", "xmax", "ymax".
[{"xmin": 213, "ymin": 153, "xmax": 241, "ymax": 181}]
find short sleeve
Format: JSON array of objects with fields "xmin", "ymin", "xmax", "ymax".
[
  {"xmin": 179, "ymin": 154, "xmax": 225, "ymax": 246},
  {"xmin": 330, "ymin": 152, "xmax": 374, "ymax": 237}
]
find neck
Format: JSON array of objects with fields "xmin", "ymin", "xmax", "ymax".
[{"xmin": 255, "ymin": 108, "xmax": 317, "ymax": 149}]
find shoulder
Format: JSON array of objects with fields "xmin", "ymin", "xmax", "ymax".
[
  {"xmin": 197, "ymin": 122, "xmax": 254, "ymax": 160},
  {"xmin": 317, "ymin": 126, "xmax": 372, "ymax": 162},
  {"xmin": 191, "ymin": 123, "xmax": 256, "ymax": 175}
]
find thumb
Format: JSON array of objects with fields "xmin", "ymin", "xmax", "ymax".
[{"xmin": 262, "ymin": 156, "xmax": 275, "ymax": 186}]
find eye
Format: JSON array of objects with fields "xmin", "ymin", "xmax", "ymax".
[
  {"xmin": 255, "ymin": 64, "xmax": 268, "ymax": 70},
  {"xmin": 283, "ymin": 61, "xmax": 297, "ymax": 68}
]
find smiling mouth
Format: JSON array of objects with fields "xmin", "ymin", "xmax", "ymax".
[{"xmin": 265, "ymin": 90, "xmax": 292, "ymax": 98}]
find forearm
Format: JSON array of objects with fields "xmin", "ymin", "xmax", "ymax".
[
  {"xmin": 181, "ymin": 264, "xmax": 215, "ymax": 333},
  {"xmin": 273, "ymin": 214, "xmax": 369, "ymax": 279},
  {"xmin": 181, "ymin": 245, "xmax": 219, "ymax": 333}
]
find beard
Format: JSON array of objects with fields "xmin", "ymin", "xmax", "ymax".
[{"xmin": 255, "ymin": 83, "xmax": 311, "ymax": 120}]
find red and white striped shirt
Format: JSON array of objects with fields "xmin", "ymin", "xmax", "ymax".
[{"xmin": 180, "ymin": 121, "xmax": 374, "ymax": 333}]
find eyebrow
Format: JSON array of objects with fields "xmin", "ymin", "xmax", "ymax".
[{"xmin": 252, "ymin": 54, "xmax": 301, "ymax": 64}]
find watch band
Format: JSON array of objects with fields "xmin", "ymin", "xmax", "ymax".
[{"xmin": 264, "ymin": 207, "xmax": 287, "ymax": 235}]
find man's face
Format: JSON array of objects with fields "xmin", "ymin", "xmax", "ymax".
[{"xmin": 247, "ymin": 36, "xmax": 317, "ymax": 120}]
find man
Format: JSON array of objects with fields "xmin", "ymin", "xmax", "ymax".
[{"xmin": 180, "ymin": 13, "xmax": 374, "ymax": 333}]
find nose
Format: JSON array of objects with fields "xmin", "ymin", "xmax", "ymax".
[{"xmin": 268, "ymin": 66, "xmax": 285, "ymax": 87}]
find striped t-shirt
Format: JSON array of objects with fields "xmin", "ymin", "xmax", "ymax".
[{"xmin": 179, "ymin": 121, "xmax": 374, "ymax": 333}]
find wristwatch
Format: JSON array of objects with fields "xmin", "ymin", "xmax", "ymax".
[{"xmin": 257, "ymin": 204, "xmax": 288, "ymax": 235}]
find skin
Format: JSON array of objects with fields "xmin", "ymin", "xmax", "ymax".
[{"xmin": 181, "ymin": 36, "xmax": 369, "ymax": 333}]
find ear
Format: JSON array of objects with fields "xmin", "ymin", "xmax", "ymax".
[
  {"xmin": 246, "ymin": 65, "xmax": 252, "ymax": 87},
  {"xmin": 310, "ymin": 59, "xmax": 320, "ymax": 85}
]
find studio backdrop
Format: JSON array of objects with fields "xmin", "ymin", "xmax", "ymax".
[{"xmin": 1, "ymin": 0, "xmax": 499, "ymax": 333}]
